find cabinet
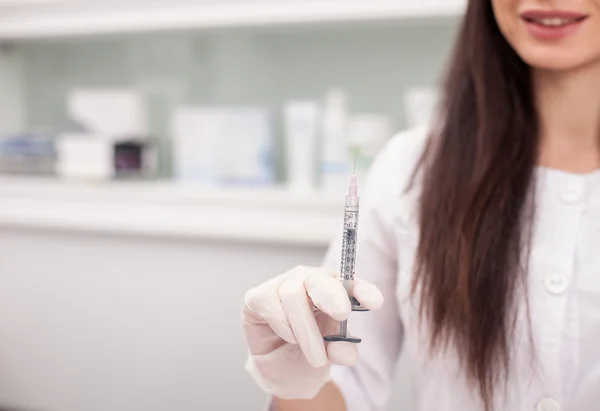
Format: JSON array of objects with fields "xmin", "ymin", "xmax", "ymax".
[{"xmin": 0, "ymin": 0, "xmax": 462, "ymax": 243}]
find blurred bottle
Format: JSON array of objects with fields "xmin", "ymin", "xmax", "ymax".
[
  {"xmin": 0, "ymin": 43, "xmax": 25, "ymax": 136},
  {"xmin": 283, "ymin": 100, "xmax": 320, "ymax": 192},
  {"xmin": 403, "ymin": 86, "xmax": 440, "ymax": 128},
  {"xmin": 347, "ymin": 114, "xmax": 393, "ymax": 186},
  {"xmin": 319, "ymin": 88, "xmax": 350, "ymax": 193}
]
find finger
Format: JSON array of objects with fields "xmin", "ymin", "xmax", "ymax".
[
  {"xmin": 278, "ymin": 274, "xmax": 328, "ymax": 368},
  {"xmin": 327, "ymin": 341, "xmax": 359, "ymax": 366},
  {"xmin": 304, "ymin": 271, "xmax": 352, "ymax": 322},
  {"xmin": 317, "ymin": 314, "xmax": 359, "ymax": 367},
  {"xmin": 353, "ymin": 278, "xmax": 385, "ymax": 310},
  {"xmin": 244, "ymin": 282, "xmax": 297, "ymax": 344}
]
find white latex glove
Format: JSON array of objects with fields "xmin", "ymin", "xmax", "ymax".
[{"xmin": 242, "ymin": 266, "xmax": 384, "ymax": 400}]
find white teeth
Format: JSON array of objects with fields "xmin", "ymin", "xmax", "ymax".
[{"xmin": 534, "ymin": 17, "xmax": 578, "ymax": 27}]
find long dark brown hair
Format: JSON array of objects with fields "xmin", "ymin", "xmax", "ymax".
[{"xmin": 413, "ymin": 1, "xmax": 538, "ymax": 409}]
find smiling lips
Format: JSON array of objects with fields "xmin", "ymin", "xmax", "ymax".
[{"xmin": 521, "ymin": 10, "xmax": 589, "ymax": 40}]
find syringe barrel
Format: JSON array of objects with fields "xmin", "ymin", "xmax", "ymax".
[{"xmin": 340, "ymin": 195, "xmax": 360, "ymax": 292}]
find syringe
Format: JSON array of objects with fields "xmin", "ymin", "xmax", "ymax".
[{"xmin": 324, "ymin": 165, "xmax": 369, "ymax": 344}]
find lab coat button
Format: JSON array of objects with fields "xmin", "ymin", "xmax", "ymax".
[
  {"xmin": 537, "ymin": 397, "xmax": 560, "ymax": 411},
  {"xmin": 544, "ymin": 274, "xmax": 568, "ymax": 295},
  {"xmin": 559, "ymin": 184, "xmax": 584, "ymax": 203}
]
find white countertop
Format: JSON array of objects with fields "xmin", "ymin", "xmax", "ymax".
[{"xmin": 0, "ymin": 176, "xmax": 344, "ymax": 246}]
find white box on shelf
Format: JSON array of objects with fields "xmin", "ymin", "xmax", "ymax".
[
  {"xmin": 171, "ymin": 106, "xmax": 275, "ymax": 186},
  {"xmin": 68, "ymin": 88, "xmax": 149, "ymax": 137},
  {"xmin": 171, "ymin": 107, "xmax": 222, "ymax": 184},
  {"xmin": 59, "ymin": 88, "xmax": 156, "ymax": 180},
  {"xmin": 55, "ymin": 134, "xmax": 114, "ymax": 180},
  {"xmin": 218, "ymin": 108, "xmax": 275, "ymax": 185}
]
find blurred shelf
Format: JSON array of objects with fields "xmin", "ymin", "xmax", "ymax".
[
  {"xmin": 0, "ymin": 0, "xmax": 466, "ymax": 40},
  {"xmin": 0, "ymin": 176, "xmax": 345, "ymax": 246}
]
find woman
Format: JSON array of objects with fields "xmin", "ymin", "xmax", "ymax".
[{"xmin": 242, "ymin": 0, "xmax": 600, "ymax": 410}]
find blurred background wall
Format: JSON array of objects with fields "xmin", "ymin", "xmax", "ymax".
[{"xmin": 0, "ymin": 2, "xmax": 462, "ymax": 410}]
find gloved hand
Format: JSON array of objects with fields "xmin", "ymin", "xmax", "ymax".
[{"xmin": 242, "ymin": 265, "xmax": 384, "ymax": 400}]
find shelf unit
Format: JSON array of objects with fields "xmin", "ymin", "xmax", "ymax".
[
  {"xmin": 0, "ymin": 1, "xmax": 461, "ymax": 244},
  {"xmin": 0, "ymin": 0, "xmax": 466, "ymax": 40},
  {"xmin": 0, "ymin": 176, "xmax": 345, "ymax": 246}
]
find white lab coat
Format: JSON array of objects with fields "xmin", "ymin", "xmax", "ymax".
[{"xmin": 325, "ymin": 125, "xmax": 600, "ymax": 411}]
